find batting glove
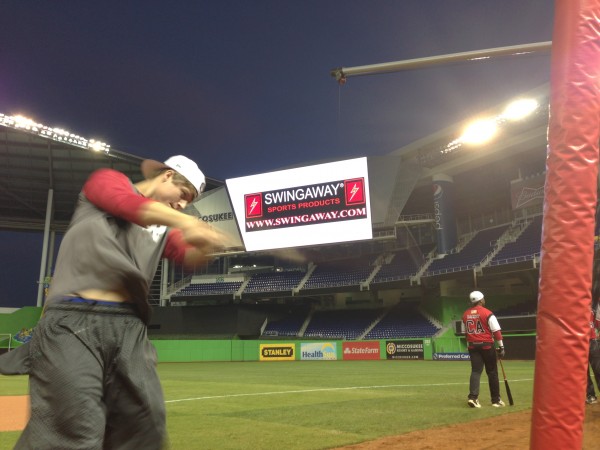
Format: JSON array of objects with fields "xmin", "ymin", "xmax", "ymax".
[{"xmin": 496, "ymin": 347, "xmax": 505, "ymax": 358}]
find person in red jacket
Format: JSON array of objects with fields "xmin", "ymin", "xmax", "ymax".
[{"xmin": 462, "ymin": 290, "xmax": 505, "ymax": 408}]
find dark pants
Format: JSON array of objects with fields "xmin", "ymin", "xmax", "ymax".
[
  {"xmin": 587, "ymin": 339, "xmax": 600, "ymax": 397},
  {"xmin": 15, "ymin": 301, "xmax": 167, "ymax": 450},
  {"xmin": 468, "ymin": 344, "xmax": 501, "ymax": 403}
]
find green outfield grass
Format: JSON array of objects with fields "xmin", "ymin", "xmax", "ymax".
[{"xmin": 0, "ymin": 360, "xmax": 535, "ymax": 449}]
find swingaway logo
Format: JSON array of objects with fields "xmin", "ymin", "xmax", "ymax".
[{"xmin": 244, "ymin": 178, "xmax": 367, "ymax": 232}]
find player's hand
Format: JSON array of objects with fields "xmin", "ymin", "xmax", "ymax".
[
  {"xmin": 181, "ymin": 218, "xmax": 235, "ymax": 250},
  {"xmin": 496, "ymin": 347, "xmax": 505, "ymax": 358}
]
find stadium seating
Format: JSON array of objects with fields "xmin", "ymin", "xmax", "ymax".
[
  {"xmin": 372, "ymin": 244, "xmax": 434, "ymax": 283},
  {"xmin": 489, "ymin": 216, "xmax": 542, "ymax": 265},
  {"xmin": 364, "ymin": 303, "xmax": 439, "ymax": 339},
  {"xmin": 243, "ymin": 270, "xmax": 306, "ymax": 293},
  {"xmin": 172, "ymin": 281, "xmax": 243, "ymax": 297},
  {"xmin": 425, "ymin": 224, "xmax": 510, "ymax": 275},
  {"xmin": 164, "ymin": 222, "xmax": 536, "ymax": 343},
  {"xmin": 262, "ymin": 306, "xmax": 311, "ymax": 337},
  {"xmin": 303, "ymin": 308, "xmax": 382, "ymax": 340},
  {"xmin": 302, "ymin": 257, "xmax": 374, "ymax": 290}
]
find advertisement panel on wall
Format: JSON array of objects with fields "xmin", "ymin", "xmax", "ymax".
[
  {"xmin": 510, "ymin": 173, "xmax": 545, "ymax": 210},
  {"xmin": 433, "ymin": 353, "xmax": 471, "ymax": 361},
  {"xmin": 259, "ymin": 343, "xmax": 295, "ymax": 361},
  {"xmin": 226, "ymin": 158, "xmax": 372, "ymax": 251},
  {"xmin": 300, "ymin": 342, "xmax": 337, "ymax": 360},
  {"xmin": 191, "ymin": 186, "xmax": 244, "ymax": 248},
  {"xmin": 385, "ymin": 340, "xmax": 424, "ymax": 360},
  {"xmin": 342, "ymin": 341, "xmax": 380, "ymax": 360}
]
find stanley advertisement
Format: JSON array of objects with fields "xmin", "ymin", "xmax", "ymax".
[{"xmin": 259, "ymin": 343, "xmax": 296, "ymax": 361}]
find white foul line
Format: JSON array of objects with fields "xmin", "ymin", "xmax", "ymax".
[{"xmin": 165, "ymin": 378, "xmax": 533, "ymax": 404}]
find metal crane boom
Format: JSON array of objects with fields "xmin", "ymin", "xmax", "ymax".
[{"xmin": 330, "ymin": 41, "xmax": 552, "ymax": 83}]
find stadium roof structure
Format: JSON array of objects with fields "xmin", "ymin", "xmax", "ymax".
[
  {"xmin": 0, "ymin": 84, "xmax": 551, "ymax": 304},
  {"xmin": 0, "ymin": 82, "xmax": 550, "ymax": 238},
  {"xmin": 389, "ymin": 83, "xmax": 549, "ymax": 186},
  {"xmin": 0, "ymin": 113, "xmax": 222, "ymax": 233},
  {"xmin": 362, "ymin": 83, "xmax": 550, "ymax": 235}
]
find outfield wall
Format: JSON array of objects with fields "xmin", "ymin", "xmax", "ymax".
[
  {"xmin": 151, "ymin": 338, "xmax": 434, "ymax": 362},
  {"xmin": 0, "ymin": 306, "xmax": 536, "ymax": 361},
  {"xmin": 150, "ymin": 334, "xmax": 533, "ymax": 362}
]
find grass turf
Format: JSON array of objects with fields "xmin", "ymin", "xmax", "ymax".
[{"xmin": 0, "ymin": 360, "xmax": 534, "ymax": 449}]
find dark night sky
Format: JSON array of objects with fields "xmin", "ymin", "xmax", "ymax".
[{"xmin": 0, "ymin": 1, "xmax": 554, "ymax": 307}]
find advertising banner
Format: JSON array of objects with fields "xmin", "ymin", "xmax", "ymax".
[
  {"xmin": 226, "ymin": 158, "xmax": 372, "ymax": 251},
  {"xmin": 433, "ymin": 353, "xmax": 471, "ymax": 361},
  {"xmin": 432, "ymin": 175, "xmax": 457, "ymax": 255},
  {"xmin": 385, "ymin": 340, "xmax": 424, "ymax": 360},
  {"xmin": 259, "ymin": 343, "xmax": 295, "ymax": 361},
  {"xmin": 342, "ymin": 341, "xmax": 380, "ymax": 360},
  {"xmin": 192, "ymin": 186, "xmax": 244, "ymax": 248},
  {"xmin": 300, "ymin": 342, "xmax": 337, "ymax": 360},
  {"xmin": 510, "ymin": 173, "xmax": 545, "ymax": 210}
]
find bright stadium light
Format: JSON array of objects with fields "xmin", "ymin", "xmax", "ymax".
[
  {"xmin": 501, "ymin": 98, "xmax": 539, "ymax": 121},
  {"xmin": 13, "ymin": 115, "xmax": 37, "ymax": 129},
  {"xmin": 442, "ymin": 138, "xmax": 462, "ymax": 154},
  {"xmin": 89, "ymin": 140, "xmax": 107, "ymax": 152},
  {"xmin": 460, "ymin": 118, "xmax": 498, "ymax": 145},
  {"xmin": 0, "ymin": 112, "xmax": 110, "ymax": 153},
  {"xmin": 438, "ymin": 94, "xmax": 545, "ymax": 159}
]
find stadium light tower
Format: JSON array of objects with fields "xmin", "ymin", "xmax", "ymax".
[
  {"xmin": 459, "ymin": 118, "xmax": 498, "ymax": 145},
  {"xmin": 0, "ymin": 113, "xmax": 110, "ymax": 153},
  {"xmin": 501, "ymin": 98, "xmax": 540, "ymax": 121}
]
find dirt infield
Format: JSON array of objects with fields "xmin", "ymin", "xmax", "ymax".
[
  {"xmin": 335, "ymin": 406, "xmax": 600, "ymax": 450},
  {"xmin": 0, "ymin": 396, "xmax": 29, "ymax": 432},
  {"xmin": 1, "ymin": 396, "xmax": 599, "ymax": 448}
]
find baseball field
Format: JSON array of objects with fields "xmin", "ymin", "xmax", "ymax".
[{"xmin": 0, "ymin": 359, "xmax": 545, "ymax": 449}]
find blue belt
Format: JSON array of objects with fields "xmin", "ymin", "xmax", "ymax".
[{"xmin": 63, "ymin": 296, "xmax": 134, "ymax": 308}]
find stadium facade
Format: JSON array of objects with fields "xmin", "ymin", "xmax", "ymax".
[{"xmin": 0, "ymin": 84, "xmax": 549, "ymax": 359}]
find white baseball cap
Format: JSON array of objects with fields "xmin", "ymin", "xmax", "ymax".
[
  {"xmin": 141, "ymin": 155, "xmax": 206, "ymax": 198},
  {"xmin": 469, "ymin": 290, "xmax": 484, "ymax": 303}
]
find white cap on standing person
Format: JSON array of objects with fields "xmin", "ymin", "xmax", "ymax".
[
  {"xmin": 141, "ymin": 155, "xmax": 206, "ymax": 198},
  {"xmin": 469, "ymin": 290, "xmax": 484, "ymax": 303}
]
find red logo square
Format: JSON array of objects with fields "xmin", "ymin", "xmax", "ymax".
[
  {"xmin": 344, "ymin": 178, "xmax": 365, "ymax": 205},
  {"xmin": 245, "ymin": 193, "xmax": 263, "ymax": 218}
]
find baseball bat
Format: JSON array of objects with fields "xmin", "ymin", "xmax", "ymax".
[{"xmin": 498, "ymin": 358, "xmax": 514, "ymax": 406}]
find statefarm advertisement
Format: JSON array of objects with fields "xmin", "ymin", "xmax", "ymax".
[{"xmin": 226, "ymin": 158, "xmax": 372, "ymax": 251}]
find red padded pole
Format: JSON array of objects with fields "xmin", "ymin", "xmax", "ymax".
[{"xmin": 531, "ymin": 1, "xmax": 600, "ymax": 448}]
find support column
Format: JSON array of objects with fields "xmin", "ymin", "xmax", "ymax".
[
  {"xmin": 531, "ymin": 1, "xmax": 600, "ymax": 448},
  {"xmin": 160, "ymin": 258, "xmax": 169, "ymax": 307},
  {"xmin": 432, "ymin": 174, "xmax": 457, "ymax": 255},
  {"xmin": 36, "ymin": 188, "xmax": 53, "ymax": 307}
]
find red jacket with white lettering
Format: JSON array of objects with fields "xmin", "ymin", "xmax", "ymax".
[{"xmin": 462, "ymin": 304, "xmax": 503, "ymax": 349}]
